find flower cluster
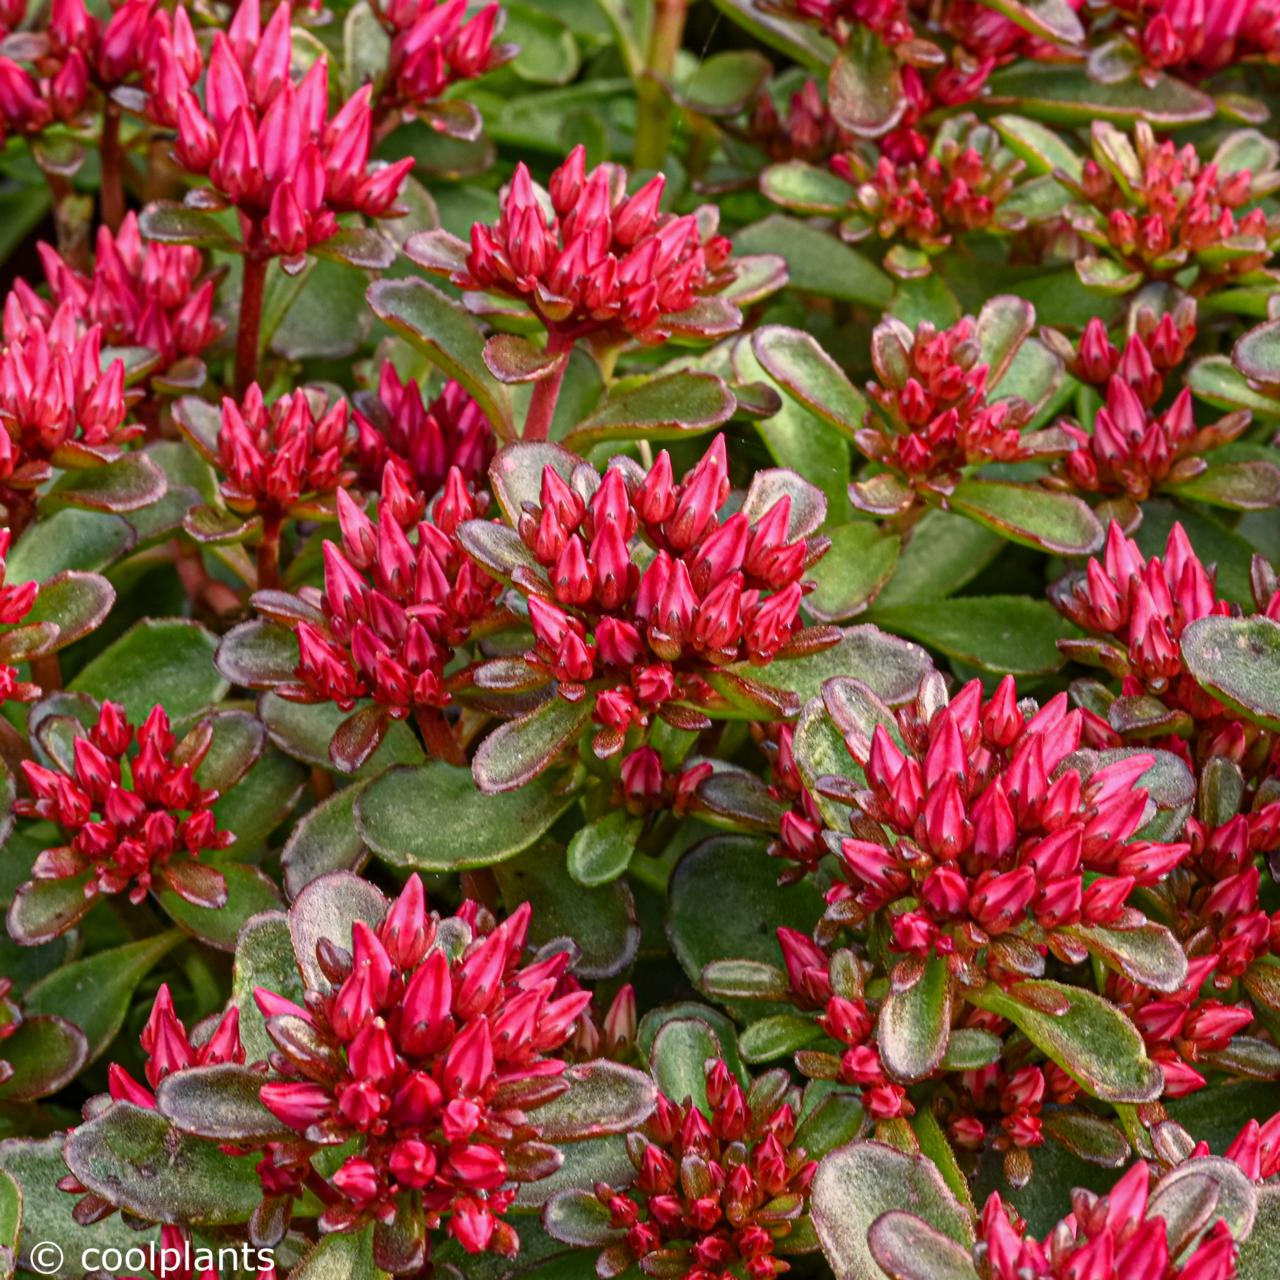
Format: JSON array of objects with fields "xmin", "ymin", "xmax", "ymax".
[
  {"xmin": 107, "ymin": 984, "xmax": 245, "ymax": 1109},
  {"xmin": 584, "ymin": 1058, "xmax": 815, "ymax": 1279},
  {"xmin": 1107, "ymin": 0, "xmax": 1280, "ymax": 78},
  {"xmin": 832, "ymin": 121, "xmax": 1026, "ymax": 259},
  {"xmin": 255, "ymin": 877, "xmax": 590, "ymax": 1256},
  {"xmin": 14, "ymin": 701, "xmax": 232, "ymax": 917},
  {"xmin": 978, "ymin": 1162, "xmax": 1237, "ymax": 1279},
  {"xmin": 415, "ymin": 147, "xmax": 744, "ymax": 348},
  {"xmin": 165, "ymin": 0, "xmax": 413, "ymax": 263},
  {"xmin": 217, "ymin": 385, "xmax": 355, "ymax": 522},
  {"xmin": 855, "ymin": 313, "xmax": 1044, "ymax": 505},
  {"xmin": 32, "ymin": 215, "xmax": 222, "ymax": 375},
  {"xmin": 0, "ymin": 528, "xmax": 40, "ymax": 705},
  {"xmin": 1066, "ymin": 123, "xmax": 1279, "ymax": 291},
  {"xmin": 0, "ymin": 299, "xmax": 135, "ymax": 518},
  {"xmin": 0, "ymin": 0, "xmax": 191, "ymax": 138},
  {"xmin": 824, "ymin": 674, "xmax": 1188, "ymax": 971},
  {"xmin": 1050, "ymin": 522, "xmax": 1280, "ymax": 773},
  {"xmin": 372, "ymin": 0, "xmax": 513, "ymax": 127},
  {"xmin": 505, "ymin": 438, "xmax": 832, "ymax": 754},
  {"xmin": 354, "ymin": 369, "xmax": 494, "ymax": 499},
  {"xmin": 279, "ymin": 464, "xmax": 500, "ymax": 750},
  {"xmin": 748, "ymin": 78, "xmax": 842, "ymax": 163}
]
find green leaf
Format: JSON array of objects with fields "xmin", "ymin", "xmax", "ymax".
[
  {"xmin": 739, "ymin": 1013, "xmax": 824, "ymax": 1063},
  {"xmin": 707, "ymin": 0, "xmax": 834, "ymax": 70},
  {"xmin": 1062, "ymin": 922, "xmax": 1189, "ymax": 994},
  {"xmin": 1233, "ymin": 318, "xmax": 1280, "ymax": 390},
  {"xmin": 1181, "ymin": 615, "xmax": 1280, "ymax": 732},
  {"xmin": 23, "ymin": 931, "xmax": 183, "ymax": 1064},
  {"xmin": 139, "ymin": 202, "xmax": 240, "ymax": 249},
  {"xmin": 1237, "ymin": 1185, "xmax": 1280, "ymax": 1280},
  {"xmin": 494, "ymin": 846, "xmax": 639, "ymax": 980},
  {"xmin": 871, "ymin": 596, "xmax": 1075, "ymax": 675},
  {"xmin": 45, "ymin": 452, "xmax": 168, "ymax": 515},
  {"xmin": 70, "ymin": 619, "xmax": 228, "ymax": 722},
  {"xmin": 1167, "ymin": 460, "xmax": 1280, "ymax": 510},
  {"xmin": 986, "ymin": 64, "xmax": 1215, "ymax": 126},
  {"xmin": 472, "ymin": 696, "xmax": 591, "ymax": 793},
  {"xmin": 877, "ymin": 957, "xmax": 953, "ymax": 1084},
  {"xmin": 14, "ymin": 571, "xmax": 114, "ymax": 652},
  {"xmin": 0, "ymin": 1135, "xmax": 159, "ymax": 1278},
  {"xmin": 270, "ymin": 256, "xmax": 373, "ymax": 360},
  {"xmin": 808, "ymin": 524, "xmax": 901, "ymax": 624},
  {"xmin": 156, "ymin": 863, "xmax": 284, "ymax": 952},
  {"xmin": 948, "ymin": 478, "xmax": 1102, "ymax": 555},
  {"xmin": 674, "ymin": 49, "xmax": 772, "ymax": 115},
  {"xmin": 231, "ymin": 912, "xmax": 302, "ymax": 1065},
  {"xmin": 752, "ymin": 326, "xmax": 867, "ymax": 437},
  {"xmin": 156, "ymin": 1064, "xmax": 293, "ymax": 1141},
  {"xmin": 733, "ymin": 624, "xmax": 933, "ymax": 708},
  {"xmin": 875, "ymin": 509, "xmax": 1004, "ymax": 607},
  {"xmin": 977, "ymin": 0, "xmax": 1083, "ymax": 42},
  {"xmin": 289, "ymin": 1226, "xmax": 384, "ymax": 1280},
  {"xmin": 0, "ymin": 1017, "xmax": 87, "ymax": 1101},
  {"xmin": 282, "ymin": 784, "xmax": 368, "ymax": 900},
  {"xmin": 367, "ymin": 278, "xmax": 515, "ymax": 441},
  {"xmin": 357, "ymin": 762, "xmax": 574, "ymax": 870},
  {"xmin": 6, "ymin": 509, "xmax": 134, "ymax": 582},
  {"xmin": 311, "ymin": 227, "xmax": 396, "ymax": 271},
  {"xmin": 259, "ymin": 693, "xmax": 424, "ymax": 776},
  {"xmin": 562, "ymin": 372, "xmax": 736, "ymax": 449},
  {"xmin": 668, "ymin": 836, "xmax": 823, "ymax": 1003},
  {"xmin": 6, "ymin": 875, "xmax": 94, "ymax": 946},
  {"xmin": 970, "ymin": 980, "xmax": 1163, "ymax": 1103},
  {"xmin": 507, "ymin": 2, "xmax": 581, "ymax": 85},
  {"xmin": 811, "ymin": 1142, "xmax": 974, "ymax": 1280},
  {"xmin": 868, "ymin": 1212, "xmax": 981, "ymax": 1280},
  {"xmin": 828, "ymin": 28, "xmax": 905, "ymax": 138},
  {"xmin": 735, "ymin": 215, "xmax": 893, "ymax": 307},
  {"xmin": 650, "ymin": 1017, "xmax": 722, "ymax": 1115},
  {"xmin": 1188, "ymin": 355, "xmax": 1280, "ymax": 417},
  {"xmin": 528, "ymin": 1061, "xmax": 657, "ymax": 1142},
  {"xmin": 567, "ymin": 810, "xmax": 643, "ymax": 887},
  {"xmin": 760, "ymin": 160, "xmax": 852, "ymax": 214}
]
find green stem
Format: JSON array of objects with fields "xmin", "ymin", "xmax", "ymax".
[
  {"xmin": 633, "ymin": 0, "xmax": 689, "ymax": 170},
  {"xmin": 235, "ymin": 241, "xmax": 269, "ymax": 399}
]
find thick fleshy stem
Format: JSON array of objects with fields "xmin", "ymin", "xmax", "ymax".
[
  {"xmin": 523, "ymin": 333, "xmax": 574, "ymax": 441},
  {"xmin": 413, "ymin": 706, "xmax": 466, "ymax": 766},
  {"xmin": 235, "ymin": 242, "xmax": 270, "ymax": 400},
  {"xmin": 634, "ymin": 0, "xmax": 688, "ymax": 169},
  {"xmin": 99, "ymin": 102, "xmax": 126, "ymax": 233},
  {"xmin": 257, "ymin": 511, "xmax": 282, "ymax": 591}
]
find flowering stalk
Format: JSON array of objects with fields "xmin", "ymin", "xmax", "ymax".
[{"xmin": 634, "ymin": 0, "xmax": 689, "ymax": 170}]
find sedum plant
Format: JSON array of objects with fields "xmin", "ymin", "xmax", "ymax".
[{"xmin": 1, "ymin": 0, "xmax": 1280, "ymax": 1278}]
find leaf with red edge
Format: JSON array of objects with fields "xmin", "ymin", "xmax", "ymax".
[
  {"xmin": 1166, "ymin": 459, "xmax": 1280, "ymax": 510},
  {"xmin": 533, "ymin": 1061, "xmax": 658, "ymax": 1142},
  {"xmin": 877, "ymin": 956, "xmax": 953, "ymax": 1085},
  {"xmin": 160, "ymin": 859, "xmax": 228, "ymax": 910},
  {"xmin": 948, "ymin": 479, "xmax": 1103, "ymax": 555},
  {"xmin": 14, "ymin": 571, "xmax": 115, "ymax": 652},
  {"xmin": 311, "ymin": 227, "xmax": 396, "ymax": 271},
  {"xmin": 45, "ymin": 453, "xmax": 168, "ymax": 515},
  {"xmin": 483, "ymin": 334, "xmax": 569, "ymax": 385},
  {"xmin": 828, "ymin": 28, "xmax": 905, "ymax": 139},
  {"xmin": 472, "ymin": 695, "xmax": 591, "ymax": 793},
  {"xmin": 1181, "ymin": 615, "xmax": 1280, "ymax": 732},
  {"xmin": 7, "ymin": 873, "xmax": 95, "ymax": 945},
  {"xmin": 0, "ymin": 1015, "xmax": 88, "ymax": 1102},
  {"xmin": 561, "ymin": 372, "xmax": 736, "ymax": 450},
  {"xmin": 216, "ymin": 620, "xmax": 300, "ymax": 689},
  {"xmin": 868, "ymin": 1212, "xmax": 980, "ymax": 1280},
  {"xmin": 329, "ymin": 706, "xmax": 390, "ymax": 774},
  {"xmin": 752, "ymin": 326, "xmax": 866, "ymax": 437},
  {"xmin": 488, "ymin": 440, "xmax": 580, "ymax": 526}
]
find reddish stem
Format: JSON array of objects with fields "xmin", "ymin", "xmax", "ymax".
[
  {"xmin": 235, "ymin": 241, "xmax": 270, "ymax": 399},
  {"xmin": 257, "ymin": 511, "xmax": 282, "ymax": 591},
  {"xmin": 413, "ymin": 706, "xmax": 465, "ymax": 766},
  {"xmin": 99, "ymin": 102, "xmax": 125, "ymax": 232},
  {"xmin": 30, "ymin": 653, "xmax": 62, "ymax": 694},
  {"xmin": 523, "ymin": 335, "xmax": 573, "ymax": 441}
]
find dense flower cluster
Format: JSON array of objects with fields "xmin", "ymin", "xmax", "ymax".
[
  {"xmin": 1107, "ymin": 0, "xmax": 1280, "ymax": 77},
  {"xmin": 586, "ymin": 1058, "xmax": 815, "ymax": 1279},
  {"xmin": 1066, "ymin": 124, "xmax": 1279, "ymax": 291},
  {"xmin": 748, "ymin": 78, "xmax": 842, "ymax": 163},
  {"xmin": 977, "ymin": 1162, "xmax": 1238, "ymax": 1279},
  {"xmin": 0, "ymin": 528, "xmax": 40, "ymax": 705},
  {"xmin": 32, "ymin": 215, "xmax": 222, "ymax": 374},
  {"xmin": 418, "ymin": 148, "xmax": 743, "ymax": 347},
  {"xmin": 14, "ymin": 701, "xmax": 232, "ymax": 916},
  {"xmin": 217, "ymin": 386, "xmax": 355, "ymax": 522},
  {"xmin": 371, "ymin": 0, "xmax": 513, "ymax": 126},
  {"xmin": 854, "ymin": 312, "xmax": 1045, "ymax": 504},
  {"xmin": 505, "ymin": 437, "xmax": 832, "ymax": 754},
  {"xmin": 165, "ymin": 0, "xmax": 413, "ymax": 263},
  {"xmin": 0, "ymin": 299, "xmax": 135, "ymax": 517},
  {"xmin": 1050, "ymin": 522, "xmax": 1280, "ymax": 773},
  {"xmin": 832, "ymin": 122, "xmax": 1026, "ymax": 257},
  {"xmin": 824, "ymin": 673, "xmax": 1188, "ymax": 970},
  {"xmin": 279, "ymin": 465, "xmax": 500, "ymax": 748},
  {"xmin": 354, "ymin": 370, "xmax": 494, "ymax": 498},
  {"xmin": 255, "ymin": 877, "xmax": 590, "ymax": 1257}
]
